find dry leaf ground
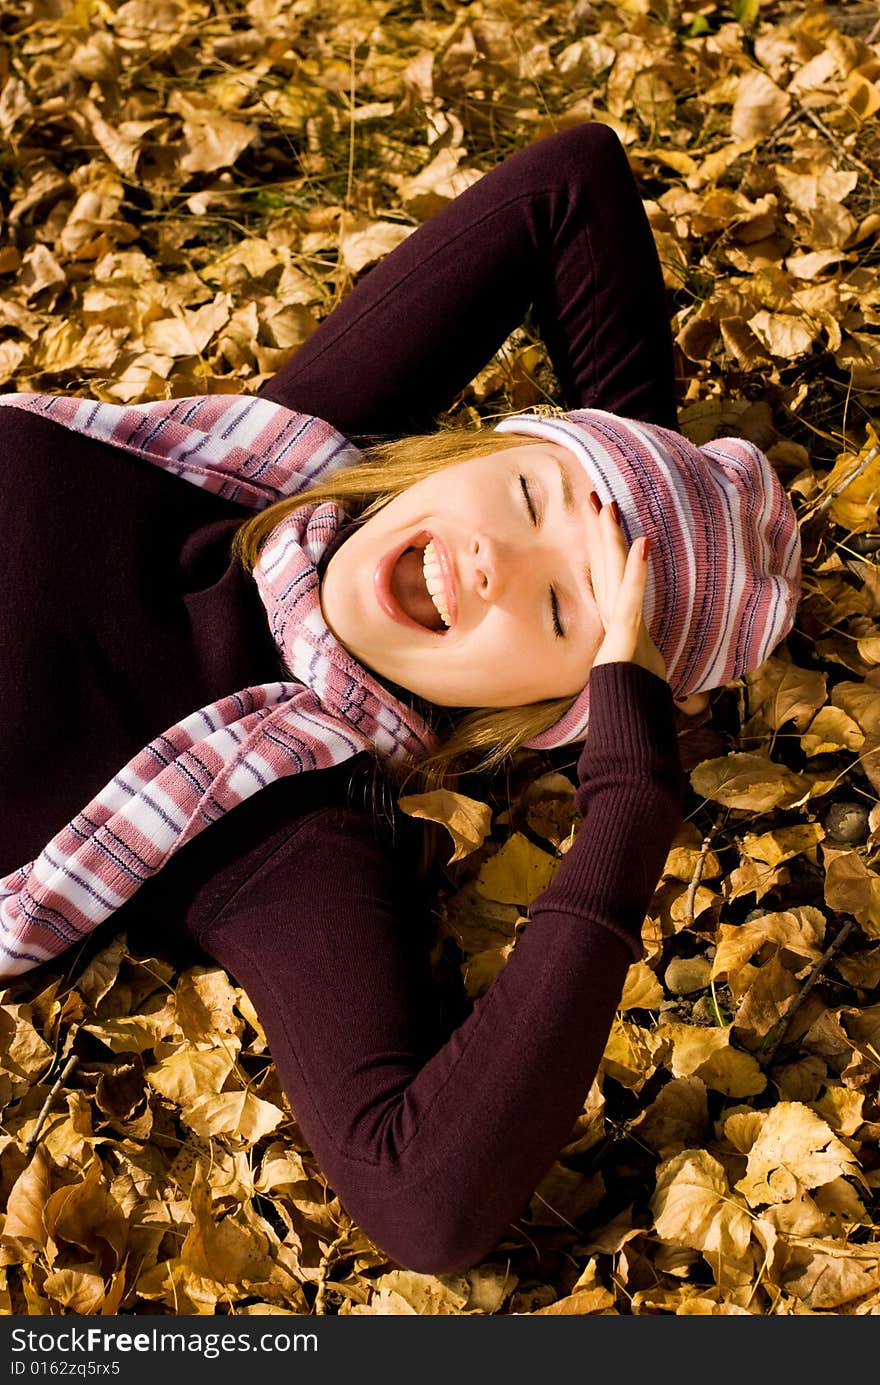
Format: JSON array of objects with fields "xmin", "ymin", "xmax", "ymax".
[{"xmin": 1, "ymin": 0, "xmax": 879, "ymax": 1316}]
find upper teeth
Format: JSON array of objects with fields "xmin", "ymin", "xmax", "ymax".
[{"xmin": 422, "ymin": 539, "xmax": 451, "ymax": 628}]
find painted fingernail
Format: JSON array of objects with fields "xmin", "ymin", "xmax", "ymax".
[
  {"xmin": 641, "ymin": 535, "xmax": 651, "ymax": 559},
  {"xmin": 610, "ymin": 500, "xmax": 621, "ymax": 525},
  {"xmin": 588, "ymin": 491, "xmax": 602, "ymax": 515}
]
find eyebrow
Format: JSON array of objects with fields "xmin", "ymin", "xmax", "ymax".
[
  {"xmin": 554, "ymin": 456, "xmax": 576, "ymax": 514},
  {"xmin": 554, "ymin": 455, "xmax": 594, "ymax": 598}
]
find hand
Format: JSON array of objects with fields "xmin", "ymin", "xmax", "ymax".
[{"xmin": 588, "ymin": 494, "xmax": 667, "ymax": 682}]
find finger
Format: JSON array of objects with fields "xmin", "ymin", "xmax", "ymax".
[
  {"xmin": 610, "ymin": 535, "xmax": 650, "ymax": 627},
  {"xmin": 595, "ymin": 501, "xmax": 629, "ymax": 585}
]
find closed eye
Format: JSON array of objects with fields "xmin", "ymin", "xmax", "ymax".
[
  {"xmin": 520, "ymin": 474, "xmax": 565, "ymax": 639},
  {"xmin": 519, "ymin": 473, "xmax": 539, "ymax": 527},
  {"xmin": 550, "ymin": 587, "xmax": 564, "ymax": 639}
]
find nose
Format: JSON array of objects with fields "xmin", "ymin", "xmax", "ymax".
[{"xmin": 469, "ymin": 533, "xmax": 502, "ymax": 601}]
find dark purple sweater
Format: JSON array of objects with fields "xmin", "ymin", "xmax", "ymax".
[{"xmin": 1, "ymin": 410, "xmax": 684, "ymax": 1273}]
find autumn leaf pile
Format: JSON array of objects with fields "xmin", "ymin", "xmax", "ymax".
[{"xmin": 1, "ymin": 0, "xmax": 879, "ymax": 1317}]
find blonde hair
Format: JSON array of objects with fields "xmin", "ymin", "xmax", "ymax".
[{"xmin": 232, "ymin": 426, "xmax": 577, "ymax": 792}]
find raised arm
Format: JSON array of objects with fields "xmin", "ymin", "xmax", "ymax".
[
  {"xmin": 258, "ymin": 122, "xmax": 678, "ymax": 438},
  {"xmin": 149, "ymin": 659, "xmax": 682, "ymax": 1275}
]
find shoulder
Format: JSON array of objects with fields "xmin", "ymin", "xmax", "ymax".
[{"xmin": 123, "ymin": 755, "xmax": 424, "ymax": 946}]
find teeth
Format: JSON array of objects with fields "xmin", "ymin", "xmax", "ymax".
[{"xmin": 422, "ymin": 539, "xmax": 452, "ymax": 628}]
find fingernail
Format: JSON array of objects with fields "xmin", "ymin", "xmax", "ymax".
[
  {"xmin": 641, "ymin": 535, "xmax": 651, "ymax": 559},
  {"xmin": 610, "ymin": 500, "xmax": 621, "ymax": 525},
  {"xmin": 588, "ymin": 491, "xmax": 602, "ymax": 515}
]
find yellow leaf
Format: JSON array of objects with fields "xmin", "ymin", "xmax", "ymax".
[
  {"xmin": 740, "ymin": 824, "xmax": 824, "ymax": 868},
  {"xmin": 339, "ymin": 217, "xmax": 413, "ymax": 274},
  {"xmin": 735, "ymin": 1103, "xmax": 862, "ymax": 1207},
  {"xmin": 731, "ymin": 70, "xmax": 790, "ymax": 139},
  {"xmin": 652, "ymin": 1149, "xmax": 752, "ymax": 1258},
  {"xmin": 168, "ymin": 91, "xmax": 257, "ymax": 174},
  {"xmin": 831, "ymin": 677, "xmax": 880, "ymax": 735},
  {"xmin": 801, "ymin": 705, "xmax": 865, "ymax": 757},
  {"xmin": 43, "ymin": 1159, "xmax": 128, "ymax": 1269},
  {"xmin": 183, "ymin": 1089, "xmax": 285, "ymax": 1144},
  {"xmin": 749, "ymin": 309, "xmax": 815, "ymax": 358},
  {"xmin": 84, "ymin": 1014, "xmax": 170, "ymax": 1054},
  {"xmin": 0, "ymin": 1005, "xmax": 53, "ymax": 1080},
  {"xmin": 656, "ymin": 1021, "xmax": 766, "ymax": 1097},
  {"xmin": 712, "ymin": 907, "xmax": 826, "ymax": 979},
  {"xmin": 602, "ymin": 1018, "xmax": 660, "ymax": 1092},
  {"xmin": 399, "ymin": 789, "xmax": 493, "ymax": 863},
  {"xmin": 145, "ymin": 1048, "xmax": 233, "ymax": 1106},
  {"xmin": 473, "ymin": 832, "xmax": 558, "ymax": 905},
  {"xmin": 630, "ymin": 1076, "xmax": 709, "ymax": 1157},
  {"xmin": 144, "ymin": 294, "xmax": 232, "ymax": 358},
  {"xmin": 619, "ymin": 960, "xmax": 664, "ymax": 1011},
  {"xmin": 372, "ymin": 1270, "xmax": 470, "ymax": 1315},
  {"xmin": 181, "ymin": 1167, "xmax": 276, "ymax": 1284},
  {"xmin": 810, "ymin": 1086, "xmax": 865, "ymax": 1139}
]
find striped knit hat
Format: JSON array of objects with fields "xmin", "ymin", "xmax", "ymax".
[{"xmin": 495, "ymin": 409, "xmax": 801, "ymax": 750}]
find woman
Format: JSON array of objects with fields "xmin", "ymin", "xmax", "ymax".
[{"xmin": 0, "ymin": 124, "xmax": 800, "ymax": 1273}]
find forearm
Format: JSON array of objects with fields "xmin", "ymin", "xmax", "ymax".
[{"xmin": 194, "ymin": 664, "xmax": 683, "ymax": 1274}]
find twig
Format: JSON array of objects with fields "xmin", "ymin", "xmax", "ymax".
[
  {"xmin": 809, "ymin": 444, "xmax": 879, "ymax": 519},
  {"xmin": 683, "ymin": 813, "xmax": 724, "ymax": 927},
  {"xmin": 761, "ymin": 919, "xmax": 855, "ymax": 1067},
  {"xmin": 23, "ymin": 1055, "xmax": 78, "ymax": 1157},
  {"xmin": 798, "ymin": 105, "xmax": 880, "ymax": 185}
]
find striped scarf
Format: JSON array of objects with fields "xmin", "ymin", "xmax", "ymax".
[
  {"xmin": 498, "ymin": 410, "xmax": 802, "ymax": 751},
  {"xmin": 0, "ymin": 393, "xmax": 433, "ymax": 979}
]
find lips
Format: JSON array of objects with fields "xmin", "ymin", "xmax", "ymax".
[{"xmin": 374, "ymin": 530, "xmax": 457, "ymax": 634}]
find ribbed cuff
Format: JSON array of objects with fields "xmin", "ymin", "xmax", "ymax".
[{"xmin": 576, "ymin": 662, "xmax": 680, "ymax": 780}]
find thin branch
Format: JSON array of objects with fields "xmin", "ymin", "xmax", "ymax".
[
  {"xmin": 23, "ymin": 1055, "xmax": 78, "ymax": 1157},
  {"xmin": 683, "ymin": 813, "xmax": 724, "ymax": 927},
  {"xmin": 761, "ymin": 919, "xmax": 855, "ymax": 1067},
  {"xmin": 810, "ymin": 445, "xmax": 880, "ymax": 519}
]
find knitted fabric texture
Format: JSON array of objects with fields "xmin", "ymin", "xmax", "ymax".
[
  {"xmin": 0, "ymin": 393, "xmax": 433, "ymax": 978},
  {"xmin": 495, "ymin": 409, "xmax": 802, "ymax": 750}
]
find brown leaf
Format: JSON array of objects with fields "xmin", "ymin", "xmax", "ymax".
[
  {"xmin": 745, "ymin": 656, "xmax": 827, "ymax": 732},
  {"xmin": 690, "ymin": 751, "xmax": 808, "ymax": 812},
  {"xmin": 824, "ymin": 850, "xmax": 880, "ymax": 936},
  {"xmin": 43, "ymin": 1158, "xmax": 129, "ymax": 1269},
  {"xmin": 180, "ymin": 1167, "xmax": 276, "ymax": 1285},
  {"xmin": 3, "ymin": 1146, "xmax": 53, "ymax": 1245},
  {"xmin": 42, "ymin": 1264, "xmax": 106, "ymax": 1314}
]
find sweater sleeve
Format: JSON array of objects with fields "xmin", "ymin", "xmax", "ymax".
[{"xmin": 173, "ymin": 661, "xmax": 683, "ymax": 1276}]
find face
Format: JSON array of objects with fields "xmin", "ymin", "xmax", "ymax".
[{"xmin": 319, "ymin": 441, "xmax": 605, "ymax": 708}]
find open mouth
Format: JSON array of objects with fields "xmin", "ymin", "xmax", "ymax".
[{"xmin": 377, "ymin": 533, "xmax": 456, "ymax": 634}]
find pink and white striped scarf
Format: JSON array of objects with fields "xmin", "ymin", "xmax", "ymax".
[{"xmin": 0, "ymin": 393, "xmax": 433, "ymax": 978}]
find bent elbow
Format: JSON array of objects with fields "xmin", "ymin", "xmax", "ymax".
[{"xmin": 353, "ymin": 1197, "xmax": 513, "ymax": 1278}]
